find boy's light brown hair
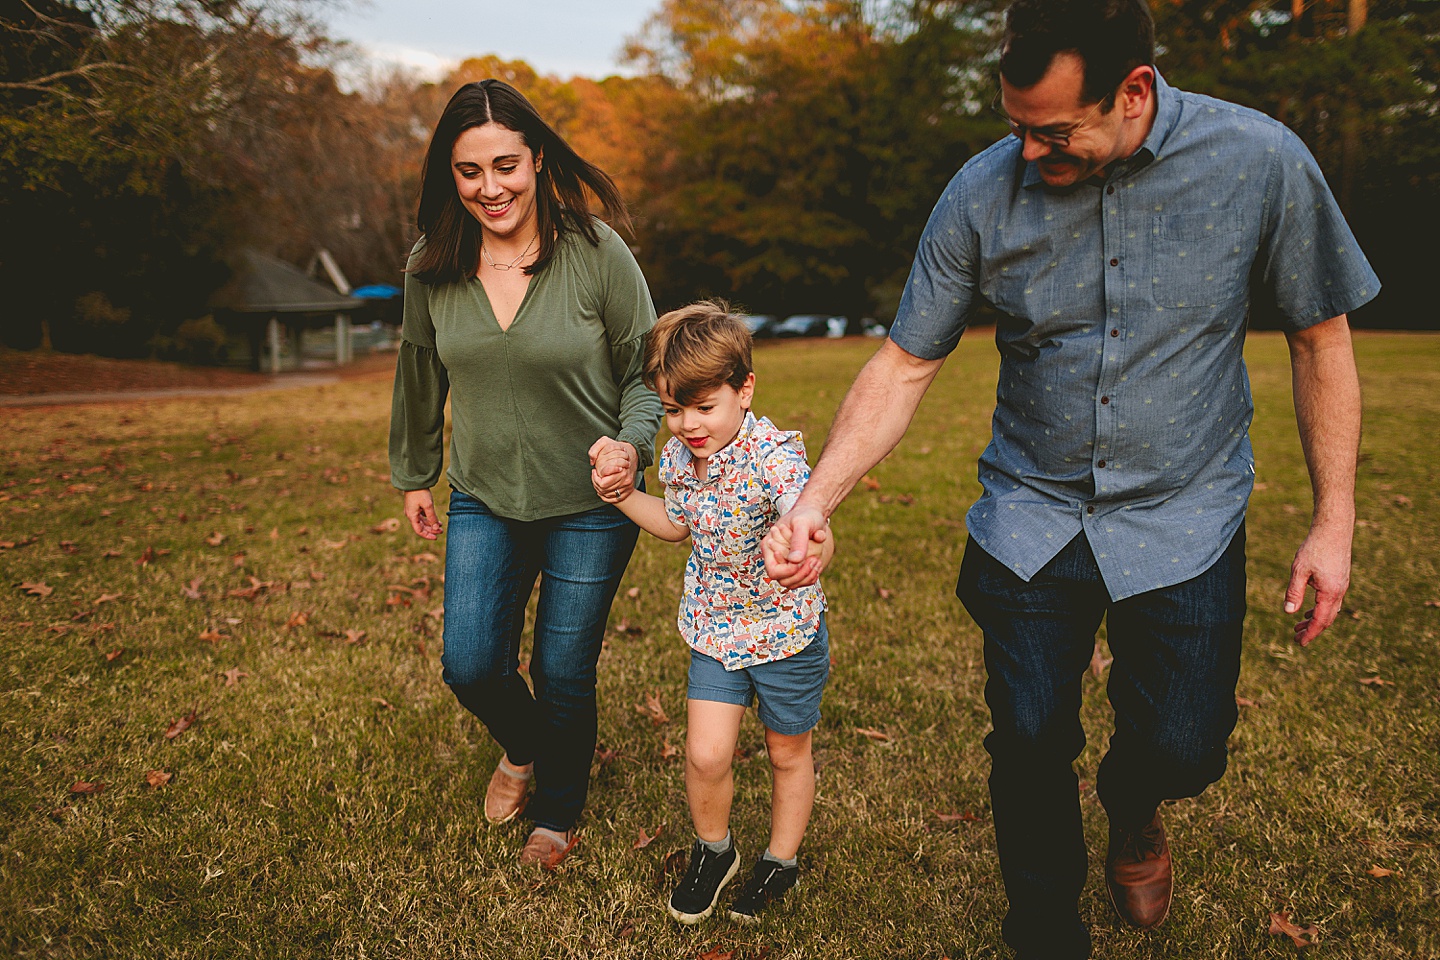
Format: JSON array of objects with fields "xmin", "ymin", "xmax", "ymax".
[{"xmin": 643, "ymin": 300, "xmax": 753, "ymax": 405}]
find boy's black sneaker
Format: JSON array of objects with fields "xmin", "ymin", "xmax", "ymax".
[
  {"xmin": 668, "ymin": 840, "xmax": 739, "ymax": 924},
  {"xmin": 728, "ymin": 856, "xmax": 798, "ymax": 922}
]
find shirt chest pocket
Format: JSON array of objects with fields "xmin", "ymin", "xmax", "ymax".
[{"xmin": 1149, "ymin": 211, "xmax": 1245, "ymax": 309}]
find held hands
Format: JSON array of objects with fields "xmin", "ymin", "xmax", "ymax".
[
  {"xmin": 1285, "ymin": 519, "xmax": 1353, "ymax": 646},
  {"xmin": 589, "ymin": 436, "xmax": 637, "ymax": 504},
  {"xmin": 403, "ymin": 489, "xmax": 443, "ymax": 540},
  {"xmin": 761, "ymin": 503, "xmax": 831, "ymax": 589}
]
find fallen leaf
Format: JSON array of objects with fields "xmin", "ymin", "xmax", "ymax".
[
  {"xmin": 320, "ymin": 538, "xmax": 350, "ymax": 550},
  {"xmin": 137, "ymin": 546, "xmax": 156, "ymax": 566},
  {"xmin": 205, "ymin": 532, "xmax": 226, "ymax": 546},
  {"xmin": 94, "ymin": 593, "xmax": 122, "ymax": 605},
  {"xmin": 70, "ymin": 780, "xmax": 106, "ymax": 795},
  {"xmin": 18, "ymin": 582, "xmax": 53, "ymax": 598},
  {"xmin": 164, "ymin": 709, "xmax": 198, "ymax": 739},
  {"xmin": 411, "ymin": 552, "xmax": 439, "ymax": 564},
  {"xmin": 660, "ymin": 739, "xmax": 679, "ymax": 760},
  {"xmin": 221, "ymin": 667, "xmax": 247, "ymax": 687},
  {"xmin": 372, "ymin": 697, "xmax": 396, "ymax": 710},
  {"xmin": 1268, "ymin": 911, "xmax": 1318, "ymax": 948},
  {"xmin": 144, "ymin": 770, "xmax": 172, "ymax": 788},
  {"xmin": 198, "ymin": 626, "xmax": 227, "ymax": 643},
  {"xmin": 105, "ymin": 649, "xmax": 124, "ymax": 662},
  {"xmin": 1366, "ymin": 865, "xmax": 1395, "ymax": 878},
  {"xmin": 614, "ymin": 618, "xmax": 644, "ymax": 636},
  {"xmin": 634, "ymin": 823, "xmax": 665, "ymax": 849},
  {"xmin": 656, "ymin": 847, "xmax": 687, "ymax": 888},
  {"xmin": 635, "ymin": 691, "xmax": 669, "ymax": 725},
  {"xmin": 182, "ymin": 577, "xmax": 204, "ymax": 600},
  {"xmin": 58, "ymin": 540, "xmax": 79, "ymax": 554},
  {"xmin": 1089, "ymin": 642, "xmax": 1113, "ymax": 679},
  {"xmin": 855, "ymin": 727, "xmax": 891, "ymax": 742},
  {"xmin": 1235, "ymin": 695, "xmax": 1260, "ymax": 708},
  {"xmin": 343, "ymin": 629, "xmax": 367, "ymax": 645},
  {"xmin": 227, "ymin": 577, "xmax": 273, "ymax": 601},
  {"xmin": 627, "ymin": 586, "xmax": 640, "ymax": 598},
  {"xmin": 230, "ymin": 552, "xmax": 246, "ymax": 568},
  {"xmin": 372, "ymin": 517, "xmax": 402, "ymax": 533},
  {"xmin": 594, "ymin": 744, "xmax": 621, "ymax": 766},
  {"xmin": 541, "ymin": 834, "xmax": 579, "ymax": 871},
  {"xmin": 861, "ymin": 475, "xmax": 881, "ymax": 491},
  {"xmin": 103, "ymin": 549, "xmax": 123, "ymax": 558},
  {"xmin": 285, "ymin": 610, "xmax": 310, "ymax": 630},
  {"xmin": 877, "ymin": 586, "xmax": 892, "ymax": 599},
  {"xmin": 698, "ymin": 947, "xmax": 735, "ymax": 960},
  {"xmin": 1424, "ymin": 600, "xmax": 1440, "ymax": 609},
  {"xmin": 1393, "ymin": 494, "xmax": 1412, "ymax": 508},
  {"xmin": 934, "ymin": 810, "xmax": 980, "ymax": 823},
  {"xmin": 1359, "ymin": 676, "xmax": 1392, "ymax": 687}
]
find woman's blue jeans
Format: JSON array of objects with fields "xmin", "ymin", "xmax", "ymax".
[
  {"xmin": 957, "ymin": 526, "xmax": 1245, "ymax": 960},
  {"xmin": 441, "ymin": 489, "xmax": 639, "ymax": 832}
]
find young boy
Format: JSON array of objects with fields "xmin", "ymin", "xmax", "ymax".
[{"xmin": 590, "ymin": 300, "xmax": 832, "ymax": 923}]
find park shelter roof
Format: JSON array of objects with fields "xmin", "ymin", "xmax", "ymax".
[{"xmin": 212, "ymin": 249, "xmax": 364, "ymax": 314}]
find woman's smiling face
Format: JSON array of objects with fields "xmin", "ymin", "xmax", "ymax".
[{"xmin": 450, "ymin": 122, "xmax": 542, "ymax": 243}]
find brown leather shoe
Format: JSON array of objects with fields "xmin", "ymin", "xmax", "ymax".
[
  {"xmin": 484, "ymin": 757, "xmax": 532, "ymax": 824},
  {"xmin": 1105, "ymin": 810, "xmax": 1172, "ymax": 928},
  {"xmin": 518, "ymin": 828, "xmax": 576, "ymax": 868}
]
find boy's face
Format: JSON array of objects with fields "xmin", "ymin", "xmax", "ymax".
[{"xmin": 658, "ymin": 374, "xmax": 755, "ymax": 464}]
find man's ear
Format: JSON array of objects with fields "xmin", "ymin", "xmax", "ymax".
[{"xmin": 1118, "ymin": 65, "xmax": 1155, "ymax": 120}]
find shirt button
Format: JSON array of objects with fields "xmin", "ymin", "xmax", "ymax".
[
  {"xmin": 1109, "ymin": 258, "xmax": 1119, "ymax": 267},
  {"xmin": 1101, "ymin": 396, "xmax": 1110, "ymax": 405},
  {"xmin": 1110, "ymin": 328, "xmax": 1119, "ymax": 337},
  {"xmin": 1098, "ymin": 459, "xmax": 1107, "ymax": 468},
  {"xmin": 1087, "ymin": 505, "xmax": 1096, "ymax": 515},
  {"xmin": 1106, "ymin": 185, "xmax": 1115, "ymax": 195}
]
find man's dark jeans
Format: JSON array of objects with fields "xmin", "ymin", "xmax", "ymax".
[{"xmin": 957, "ymin": 527, "xmax": 1245, "ymax": 960}]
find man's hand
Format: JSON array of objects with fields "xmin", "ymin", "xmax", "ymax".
[
  {"xmin": 589, "ymin": 436, "xmax": 638, "ymax": 503},
  {"xmin": 403, "ymin": 489, "xmax": 443, "ymax": 540},
  {"xmin": 762, "ymin": 503, "xmax": 830, "ymax": 588},
  {"xmin": 1285, "ymin": 519, "xmax": 1353, "ymax": 646}
]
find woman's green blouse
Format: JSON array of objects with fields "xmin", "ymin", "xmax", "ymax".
[{"xmin": 388, "ymin": 222, "xmax": 664, "ymax": 521}]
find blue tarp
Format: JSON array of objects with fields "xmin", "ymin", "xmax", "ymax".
[{"xmin": 351, "ymin": 284, "xmax": 402, "ymax": 300}]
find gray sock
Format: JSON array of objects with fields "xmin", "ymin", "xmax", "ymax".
[
  {"xmin": 698, "ymin": 831, "xmax": 732, "ymax": 854},
  {"xmin": 762, "ymin": 848, "xmax": 797, "ymax": 868}
]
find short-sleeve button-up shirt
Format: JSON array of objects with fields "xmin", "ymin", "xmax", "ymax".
[
  {"xmin": 889, "ymin": 72, "xmax": 1379, "ymax": 600},
  {"xmin": 661, "ymin": 412, "xmax": 826, "ymax": 670}
]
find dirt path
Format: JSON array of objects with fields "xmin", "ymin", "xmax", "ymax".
[{"xmin": 0, "ymin": 349, "xmax": 395, "ymax": 407}]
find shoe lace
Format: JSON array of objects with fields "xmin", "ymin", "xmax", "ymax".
[
  {"xmin": 1119, "ymin": 820, "xmax": 1164, "ymax": 862},
  {"xmin": 678, "ymin": 846, "xmax": 722, "ymax": 893}
]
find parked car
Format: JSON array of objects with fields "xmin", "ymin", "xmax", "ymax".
[
  {"xmin": 862, "ymin": 318, "xmax": 888, "ymax": 338},
  {"xmin": 825, "ymin": 316, "xmax": 849, "ymax": 338},
  {"xmin": 741, "ymin": 314, "xmax": 777, "ymax": 338},
  {"xmin": 774, "ymin": 313, "xmax": 835, "ymax": 338}
]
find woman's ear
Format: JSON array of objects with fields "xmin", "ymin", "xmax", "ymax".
[{"xmin": 535, "ymin": 147, "xmax": 544, "ymax": 173}]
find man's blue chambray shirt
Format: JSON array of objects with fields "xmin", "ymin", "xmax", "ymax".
[{"xmin": 889, "ymin": 72, "xmax": 1379, "ymax": 600}]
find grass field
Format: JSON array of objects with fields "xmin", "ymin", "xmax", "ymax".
[{"xmin": 1, "ymin": 332, "xmax": 1437, "ymax": 959}]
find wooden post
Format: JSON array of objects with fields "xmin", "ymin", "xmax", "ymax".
[
  {"xmin": 335, "ymin": 313, "xmax": 351, "ymax": 365},
  {"xmin": 266, "ymin": 315, "xmax": 282, "ymax": 374}
]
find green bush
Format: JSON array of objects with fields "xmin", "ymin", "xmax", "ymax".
[{"xmin": 153, "ymin": 314, "xmax": 230, "ymax": 366}]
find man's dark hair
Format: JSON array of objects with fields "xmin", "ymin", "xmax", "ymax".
[{"xmin": 1000, "ymin": 0, "xmax": 1155, "ymax": 106}]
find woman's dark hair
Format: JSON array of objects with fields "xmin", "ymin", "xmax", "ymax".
[
  {"xmin": 410, "ymin": 80, "xmax": 633, "ymax": 284},
  {"xmin": 1000, "ymin": 0, "xmax": 1154, "ymax": 106}
]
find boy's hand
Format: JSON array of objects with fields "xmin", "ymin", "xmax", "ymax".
[
  {"xmin": 588, "ymin": 436, "xmax": 637, "ymax": 503},
  {"xmin": 766, "ymin": 516, "xmax": 831, "ymax": 587}
]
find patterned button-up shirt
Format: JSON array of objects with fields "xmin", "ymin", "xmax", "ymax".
[
  {"xmin": 890, "ymin": 71, "xmax": 1379, "ymax": 600},
  {"xmin": 661, "ymin": 412, "xmax": 826, "ymax": 670}
]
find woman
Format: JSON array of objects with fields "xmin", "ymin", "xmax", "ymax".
[{"xmin": 389, "ymin": 80, "xmax": 662, "ymax": 864}]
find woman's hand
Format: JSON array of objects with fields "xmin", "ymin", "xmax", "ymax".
[
  {"xmin": 403, "ymin": 489, "xmax": 443, "ymax": 540},
  {"xmin": 588, "ymin": 436, "xmax": 638, "ymax": 504}
]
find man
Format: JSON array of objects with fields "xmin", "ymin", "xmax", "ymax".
[{"xmin": 762, "ymin": 1, "xmax": 1378, "ymax": 957}]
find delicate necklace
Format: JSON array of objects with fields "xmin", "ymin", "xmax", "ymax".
[{"xmin": 482, "ymin": 233, "xmax": 538, "ymax": 271}]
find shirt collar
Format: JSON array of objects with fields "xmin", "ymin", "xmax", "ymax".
[{"xmin": 1020, "ymin": 68, "xmax": 1179, "ymax": 191}]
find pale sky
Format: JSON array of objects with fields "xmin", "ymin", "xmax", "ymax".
[{"xmin": 322, "ymin": 0, "xmax": 664, "ymax": 80}]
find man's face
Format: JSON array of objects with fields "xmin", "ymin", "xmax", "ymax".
[{"xmin": 999, "ymin": 52, "xmax": 1128, "ymax": 188}]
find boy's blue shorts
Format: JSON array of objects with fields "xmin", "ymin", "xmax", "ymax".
[{"xmin": 686, "ymin": 615, "xmax": 830, "ymax": 736}]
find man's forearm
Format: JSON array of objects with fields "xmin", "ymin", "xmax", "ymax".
[
  {"xmin": 1287, "ymin": 314, "xmax": 1361, "ymax": 526},
  {"xmin": 800, "ymin": 338, "xmax": 946, "ymax": 518}
]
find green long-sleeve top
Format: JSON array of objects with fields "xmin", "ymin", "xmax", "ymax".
[{"xmin": 388, "ymin": 220, "xmax": 664, "ymax": 521}]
